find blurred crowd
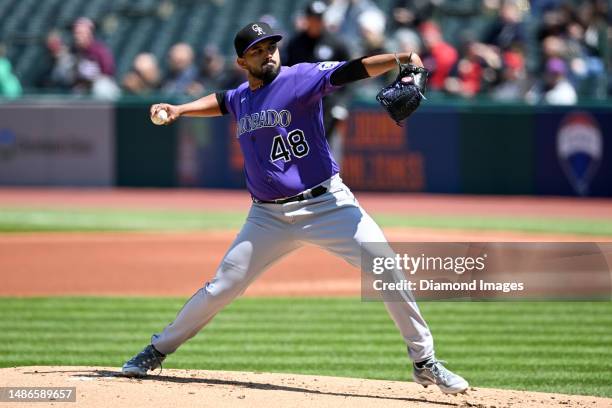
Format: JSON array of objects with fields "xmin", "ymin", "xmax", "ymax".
[{"xmin": 0, "ymin": 0, "xmax": 609, "ymax": 106}]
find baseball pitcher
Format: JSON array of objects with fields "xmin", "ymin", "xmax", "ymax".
[{"xmin": 122, "ymin": 21, "xmax": 468, "ymax": 394}]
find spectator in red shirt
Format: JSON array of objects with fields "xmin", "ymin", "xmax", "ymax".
[
  {"xmin": 72, "ymin": 17, "xmax": 119, "ymax": 98},
  {"xmin": 491, "ymin": 50, "xmax": 529, "ymax": 101},
  {"xmin": 444, "ymin": 34, "xmax": 502, "ymax": 98},
  {"xmin": 418, "ymin": 21, "xmax": 458, "ymax": 91}
]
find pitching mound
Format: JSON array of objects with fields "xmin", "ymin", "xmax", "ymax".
[{"xmin": 1, "ymin": 367, "xmax": 609, "ymax": 408}]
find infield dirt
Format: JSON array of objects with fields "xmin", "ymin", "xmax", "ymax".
[
  {"xmin": 1, "ymin": 366, "xmax": 611, "ymax": 408},
  {"xmin": 2, "ymin": 229, "xmax": 611, "ymax": 296}
]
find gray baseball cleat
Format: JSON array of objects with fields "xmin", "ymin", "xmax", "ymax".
[
  {"xmin": 412, "ymin": 359, "xmax": 469, "ymax": 394},
  {"xmin": 121, "ymin": 344, "xmax": 166, "ymax": 377}
]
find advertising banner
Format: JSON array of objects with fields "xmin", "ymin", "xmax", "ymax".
[
  {"xmin": 0, "ymin": 102, "xmax": 114, "ymax": 186},
  {"xmin": 535, "ymin": 108, "xmax": 612, "ymax": 197},
  {"xmin": 342, "ymin": 108, "xmax": 460, "ymax": 193}
]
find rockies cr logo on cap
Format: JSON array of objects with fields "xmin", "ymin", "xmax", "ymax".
[
  {"xmin": 234, "ymin": 21, "xmax": 282, "ymax": 57},
  {"xmin": 252, "ymin": 24, "xmax": 265, "ymax": 36}
]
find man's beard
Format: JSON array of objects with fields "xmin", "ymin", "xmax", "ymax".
[{"xmin": 251, "ymin": 62, "xmax": 280, "ymax": 85}]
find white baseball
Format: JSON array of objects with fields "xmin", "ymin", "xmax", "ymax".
[{"xmin": 152, "ymin": 109, "xmax": 168, "ymax": 125}]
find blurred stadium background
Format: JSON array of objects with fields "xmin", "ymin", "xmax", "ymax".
[
  {"xmin": 0, "ymin": 0, "xmax": 610, "ymax": 196},
  {"xmin": 0, "ymin": 0, "xmax": 609, "ymax": 97}
]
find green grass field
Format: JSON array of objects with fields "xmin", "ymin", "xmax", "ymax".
[
  {"xmin": 1, "ymin": 207, "xmax": 612, "ymax": 236},
  {"xmin": 1, "ymin": 297, "xmax": 611, "ymax": 397},
  {"xmin": 1, "ymin": 207, "xmax": 611, "ymax": 398}
]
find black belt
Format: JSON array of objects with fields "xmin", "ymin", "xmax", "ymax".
[{"xmin": 254, "ymin": 185, "xmax": 328, "ymax": 204}]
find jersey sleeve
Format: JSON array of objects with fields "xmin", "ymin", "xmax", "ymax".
[
  {"xmin": 294, "ymin": 61, "xmax": 347, "ymax": 104},
  {"xmin": 222, "ymin": 88, "xmax": 237, "ymax": 118}
]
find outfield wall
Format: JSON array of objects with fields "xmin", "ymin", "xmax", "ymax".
[
  {"xmin": 0, "ymin": 101, "xmax": 115, "ymax": 186},
  {"xmin": 0, "ymin": 99, "xmax": 610, "ymax": 196}
]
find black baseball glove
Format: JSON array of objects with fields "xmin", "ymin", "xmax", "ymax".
[{"xmin": 376, "ymin": 55, "xmax": 429, "ymax": 126}]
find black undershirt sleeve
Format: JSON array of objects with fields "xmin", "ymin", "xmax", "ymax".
[
  {"xmin": 330, "ymin": 57, "xmax": 370, "ymax": 86},
  {"xmin": 215, "ymin": 91, "xmax": 229, "ymax": 115}
]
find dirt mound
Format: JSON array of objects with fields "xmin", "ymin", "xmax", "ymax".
[{"xmin": 0, "ymin": 366, "xmax": 609, "ymax": 408}]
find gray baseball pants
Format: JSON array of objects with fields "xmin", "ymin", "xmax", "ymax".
[{"xmin": 151, "ymin": 174, "xmax": 434, "ymax": 362}]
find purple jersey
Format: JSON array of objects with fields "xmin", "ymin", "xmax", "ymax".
[{"xmin": 223, "ymin": 61, "xmax": 346, "ymax": 201}]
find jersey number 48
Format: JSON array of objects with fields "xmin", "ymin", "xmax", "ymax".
[{"xmin": 270, "ymin": 129, "xmax": 310, "ymax": 162}]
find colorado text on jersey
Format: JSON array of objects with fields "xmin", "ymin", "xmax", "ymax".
[{"xmin": 237, "ymin": 109, "xmax": 292, "ymax": 136}]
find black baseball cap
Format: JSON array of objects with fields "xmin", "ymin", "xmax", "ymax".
[{"xmin": 234, "ymin": 22, "xmax": 282, "ymax": 57}]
